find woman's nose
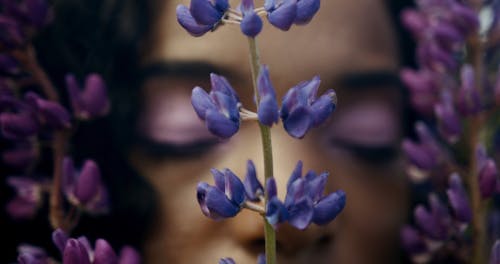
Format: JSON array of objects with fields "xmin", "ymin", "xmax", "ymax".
[{"xmin": 226, "ymin": 126, "xmax": 335, "ymax": 257}]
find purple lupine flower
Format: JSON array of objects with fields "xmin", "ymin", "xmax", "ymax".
[
  {"xmin": 265, "ymin": 178, "xmax": 289, "ymax": 227},
  {"xmin": 62, "ymin": 157, "xmax": 109, "ymax": 213},
  {"xmin": 402, "ymin": 121, "xmax": 442, "ymax": 182},
  {"xmin": 491, "ymin": 240, "xmax": 500, "ymax": 264},
  {"xmin": 66, "ymin": 73, "xmax": 110, "ymax": 120},
  {"xmin": 243, "ymin": 160, "xmax": 264, "ymax": 201},
  {"xmin": 197, "ymin": 168, "xmax": 245, "ymax": 220},
  {"xmin": 219, "ymin": 258, "xmax": 236, "ymax": 264},
  {"xmin": 0, "ymin": 54, "xmax": 20, "ymax": 75},
  {"xmin": 240, "ymin": 0, "xmax": 263, "ymax": 37},
  {"xmin": 0, "ymin": 15, "xmax": 25, "ymax": 49},
  {"xmin": 478, "ymin": 158, "xmax": 498, "ymax": 199},
  {"xmin": 294, "ymin": 0, "xmax": 320, "ymax": 25},
  {"xmin": 280, "ymin": 76, "xmax": 336, "ymax": 138},
  {"xmin": 435, "ymin": 91, "xmax": 461, "ymax": 143},
  {"xmin": 192, "ymin": 73, "xmax": 241, "ymax": 138},
  {"xmin": 94, "ymin": 239, "xmax": 118, "ymax": 264},
  {"xmin": 176, "ymin": 5, "xmax": 213, "ymax": 37},
  {"xmin": 6, "ymin": 176, "xmax": 44, "ymax": 219},
  {"xmin": 417, "ymin": 41, "xmax": 457, "ymax": 71},
  {"xmin": 281, "ymin": 161, "xmax": 345, "ymax": 229},
  {"xmin": 400, "ymin": 225, "xmax": 430, "ymax": 263},
  {"xmin": 63, "ymin": 238, "xmax": 91, "ymax": 264},
  {"xmin": 176, "ymin": 0, "xmax": 229, "ymax": 37},
  {"xmin": 257, "ymin": 254, "xmax": 266, "ymax": 264},
  {"xmin": 25, "ymin": 92, "xmax": 71, "ymax": 130},
  {"xmin": 2, "ymin": 143, "xmax": 37, "ymax": 168},
  {"xmin": 400, "ymin": 68, "xmax": 438, "ymax": 116},
  {"xmin": 257, "ymin": 65, "xmax": 279, "ymax": 126},
  {"xmin": 414, "ymin": 193, "xmax": 450, "ymax": 240},
  {"xmin": 2, "ymin": 0, "xmax": 52, "ymax": 28},
  {"xmin": 118, "ymin": 246, "xmax": 141, "ymax": 264},
  {"xmin": 0, "ymin": 110, "xmax": 38, "ymax": 140},
  {"xmin": 446, "ymin": 173, "xmax": 472, "ymax": 223},
  {"xmin": 265, "ymin": 0, "xmax": 297, "ymax": 31},
  {"xmin": 457, "ymin": 64, "xmax": 482, "ymax": 115},
  {"xmin": 52, "ymin": 228, "xmax": 69, "ymax": 254},
  {"xmin": 17, "ymin": 244, "xmax": 49, "ymax": 264}
]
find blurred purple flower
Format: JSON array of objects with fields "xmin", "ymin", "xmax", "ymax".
[
  {"xmin": 66, "ymin": 73, "xmax": 110, "ymax": 120},
  {"xmin": 400, "ymin": 225, "xmax": 430, "ymax": 263},
  {"xmin": 457, "ymin": 65, "xmax": 482, "ymax": 115},
  {"xmin": 414, "ymin": 193, "xmax": 450, "ymax": 241},
  {"xmin": 17, "ymin": 244, "xmax": 48, "ymax": 264},
  {"xmin": 192, "ymin": 73, "xmax": 241, "ymax": 138},
  {"xmin": 402, "ymin": 122, "xmax": 442, "ymax": 182},
  {"xmin": 6, "ymin": 176, "xmax": 44, "ymax": 219},
  {"xmin": 1, "ymin": 0, "xmax": 52, "ymax": 28},
  {"xmin": 257, "ymin": 65, "xmax": 279, "ymax": 126},
  {"xmin": 400, "ymin": 68, "xmax": 439, "ymax": 116},
  {"xmin": 280, "ymin": 76, "xmax": 336, "ymax": 138},
  {"xmin": 435, "ymin": 91, "xmax": 461, "ymax": 143},
  {"xmin": 0, "ymin": 54, "xmax": 20, "ymax": 75},
  {"xmin": 294, "ymin": 0, "xmax": 320, "ymax": 25},
  {"xmin": 2, "ymin": 142, "xmax": 37, "ymax": 168},
  {"xmin": 446, "ymin": 173, "xmax": 472, "ymax": 223},
  {"xmin": 0, "ymin": 15, "xmax": 25, "ymax": 49},
  {"xmin": 25, "ymin": 92, "xmax": 71, "ymax": 130},
  {"xmin": 0, "ymin": 110, "xmax": 38, "ymax": 140},
  {"xmin": 62, "ymin": 157, "xmax": 109, "ymax": 213}
]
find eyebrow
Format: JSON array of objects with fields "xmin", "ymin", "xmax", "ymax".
[{"xmin": 139, "ymin": 61, "xmax": 240, "ymax": 83}]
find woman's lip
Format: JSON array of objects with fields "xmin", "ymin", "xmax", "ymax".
[{"xmin": 330, "ymin": 101, "xmax": 400, "ymax": 146}]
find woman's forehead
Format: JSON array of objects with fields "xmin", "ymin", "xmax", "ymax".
[{"xmin": 145, "ymin": 0, "xmax": 399, "ymax": 83}]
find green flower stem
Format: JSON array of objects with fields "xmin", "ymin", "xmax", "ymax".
[
  {"xmin": 468, "ymin": 116, "xmax": 487, "ymax": 264},
  {"xmin": 247, "ymin": 36, "xmax": 277, "ymax": 264},
  {"xmin": 467, "ymin": 30, "xmax": 487, "ymax": 264}
]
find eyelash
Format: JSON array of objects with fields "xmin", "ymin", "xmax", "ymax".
[
  {"xmin": 330, "ymin": 138, "xmax": 399, "ymax": 165},
  {"xmin": 137, "ymin": 137, "xmax": 220, "ymax": 158}
]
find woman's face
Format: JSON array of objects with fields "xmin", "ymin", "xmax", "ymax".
[{"xmin": 130, "ymin": 0, "xmax": 409, "ymax": 263}]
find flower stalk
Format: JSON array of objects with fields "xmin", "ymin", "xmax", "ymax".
[{"xmin": 248, "ymin": 36, "xmax": 277, "ymax": 264}]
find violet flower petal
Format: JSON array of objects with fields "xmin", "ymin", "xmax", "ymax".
[
  {"xmin": 52, "ymin": 228, "xmax": 69, "ymax": 254},
  {"xmin": 312, "ymin": 190, "xmax": 345, "ymax": 225},
  {"xmin": 479, "ymin": 159, "xmax": 498, "ymax": 199},
  {"xmin": 243, "ymin": 160, "xmax": 263, "ymax": 201},
  {"xmin": 447, "ymin": 173, "xmax": 472, "ymax": 223},
  {"xmin": 267, "ymin": 0, "xmax": 297, "ymax": 31},
  {"xmin": 75, "ymin": 160, "xmax": 101, "ymax": 205},
  {"xmin": 257, "ymin": 65, "xmax": 279, "ymax": 126},
  {"xmin": 266, "ymin": 196, "xmax": 289, "ymax": 228},
  {"xmin": 282, "ymin": 106, "xmax": 312, "ymax": 138},
  {"xmin": 294, "ymin": 0, "xmax": 320, "ymax": 25},
  {"xmin": 94, "ymin": 239, "xmax": 118, "ymax": 264},
  {"xmin": 205, "ymin": 109, "xmax": 239, "ymax": 138},
  {"xmin": 223, "ymin": 168, "xmax": 245, "ymax": 206},
  {"xmin": 190, "ymin": 0, "xmax": 223, "ymax": 25},
  {"xmin": 491, "ymin": 240, "xmax": 500, "ymax": 264},
  {"xmin": 63, "ymin": 239, "xmax": 91, "ymax": 264},
  {"xmin": 219, "ymin": 258, "xmax": 236, "ymax": 264},
  {"xmin": 287, "ymin": 197, "xmax": 313, "ymax": 230},
  {"xmin": 176, "ymin": 5, "xmax": 212, "ymax": 37},
  {"xmin": 118, "ymin": 246, "xmax": 141, "ymax": 264}
]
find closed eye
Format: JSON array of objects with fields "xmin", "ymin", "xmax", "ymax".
[
  {"xmin": 330, "ymin": 138, "xmax": 399, "ymax": 165},
  {"xmin": 136, "ymin": 137, "xmax": 221, "ymax": 158}
]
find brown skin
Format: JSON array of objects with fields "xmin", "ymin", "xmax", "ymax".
[{"xmin": 130, "ymin": 0, "xmax": 409, "ymax": 263}]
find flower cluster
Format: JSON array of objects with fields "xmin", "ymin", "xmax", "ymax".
[
  {"xmin": 0, "ymin": 0, "xmax": 51, "ymax": 50},
  {"xmin": 400, "ymin": 0, "xmax": 500, "ymax": 263},
  {"xmin": 177, "ymin": 0, "xmax": 320, "ymax": 37},
  {"xmin": 219, "ymin": 254, "xmax": 265, "ymax": 264},
  {"xmin": 62, "ymin": 157, "xmax": 109, "ymax": 214},
  {"xmin": 17, "ymin": 229, "xmax": 141, "ymax": 264},
  {"xmin": 191, "ymin": 65, "xmax": 336, "ymax": 139},
  {"xmin": 197, "ymin": 160, "xmax": 345, "ymax": 230}
]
